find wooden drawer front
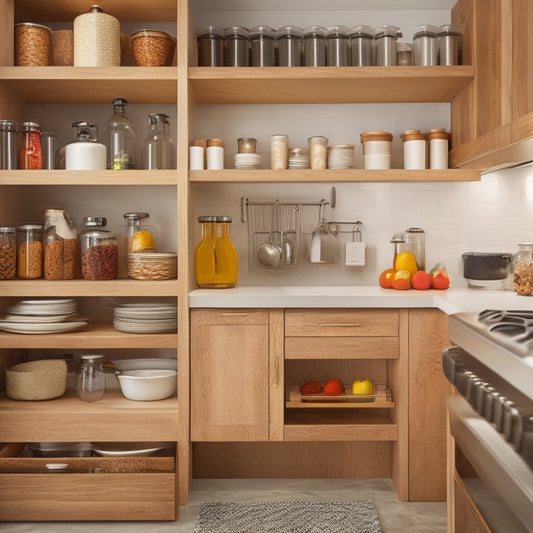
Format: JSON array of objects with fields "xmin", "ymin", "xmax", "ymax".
[
  {"xmin": 192, "ymin": 308, "xmax": 269, "ymax": 326},
  {"xmin": 285, "ymin": 309, "xmax": 398, "ymax": 337},
  {"xmin": 0, "ymin": 456, "xmax": 176, "ymax": 521},
  {"xmin": 285, "ymin": 336, "xmax": 398, "ymax": 359}
]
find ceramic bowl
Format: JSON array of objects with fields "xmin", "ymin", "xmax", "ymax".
[{"xmin": 117, "ymin": 369, "xmax": 177, "ymax": 401}]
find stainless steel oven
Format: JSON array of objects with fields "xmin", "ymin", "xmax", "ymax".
[{"xmin": 443, "ymin": 310, "xmax": 533, "ymax": 533}]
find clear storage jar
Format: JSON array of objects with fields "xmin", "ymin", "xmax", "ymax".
[
  {"xmin": 197, "ymin": 25, "xmax": 224, "ymax": 66},
  {"xmin": 250, "ymin": 25, "xmax": 275, "ymax": 66},
  {"xmin": 77, "ymin": 354, "xmax": 105, "ymax": 402},
  {"xmin": 238, "ymin": 137, "xmax": 257, "ymax": 154},
  {"xmin": 81, "ymin": 229, "xmax": 118, "ymax": 280},
  {"xmin": 325, "ymin": 25, "xmax": 349, "ymax": 66},
  {"xmin": 0, "ymin": 227, "xmax": 16, "ymax": 280},
  {"xmin": 141, "ymin": 113, "xmax": 175, "ymax": 170},
  {"xmin": 16, "ymin": 224, "xmax": 43, "ymax": 279},
  {"xmin": 348, "ymin": 25, "xmax": 374, "ymax": 66},
  {"xmin": 271, "ymin": 134, "xmax": 289, "ymax": 169},
  {"xmin": 118, "ymin": 212, "xmax": 157, "ymax": 278},
  {"xmin": 223, "ymin": 26, "xmax": 249, "ymax": 66},
  {"xmin": 514, "ymin": 244, "xmax": 533, "ymax": 295},
  {"xmin": 308, "ymin": 136, "xmax": 328, "ymax": 170},
  {"xmin": 276, "ymin": 26, "xmax": 303, "ymax": 67},
  {"xmin": 396, "ymin": 41, "xmax": 413, "ymax": 66},
  {"xmin": 303, "ymin": 25, "xmax": 326, "ymax": 67},
  {"xmin": 19, "ymin": 121, "xmax": 42, "ymax": 170}
]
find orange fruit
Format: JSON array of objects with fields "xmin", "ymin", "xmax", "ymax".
[
  {"xmin": 323, "ymin": 378, "xmax": 345, "ymax": 396},
  {"xmin": 391, "ymin": 269, "xmax": 411, "ymax": 290},
  {"xmin": 432, "ymin": 272, "xmax": 450, "ymax": 290},
  {"xmin": 379, "ymin": 268, "xmax": 396, "ymax": 289},
  {"xmin": 411, "ymin": 270, "xmax": 432, "ymax": 290}
]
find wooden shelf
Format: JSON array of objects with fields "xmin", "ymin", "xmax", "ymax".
[
  {"xmin": 0, "ymin": 67, "xmax": 178, "ymax": 104},
  {"xmin": 0, "ymin": 389, "xmax": 179, "ymax": 442},
  {"xmin": 0, "ymin": 279, "xmax": 179, "ymax": 297},
  {"xmin": 0, "ymin": 324, "xmax": 177, "ymax": 349},
  {"xmin": 190, "ymin": 168, "xmax": 482, "ymax": 183},
  {"xmin": 0, "ymin": 169, "xmax": 177, "ymax": 186},
  {"xmin": 189, "ymin": 66, "xmax": 474, "ymax": 104}
]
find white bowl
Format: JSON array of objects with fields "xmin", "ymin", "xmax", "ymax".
[{"xmin": 117, "ymin": 369, "xmax": 177, "ymax": 401}]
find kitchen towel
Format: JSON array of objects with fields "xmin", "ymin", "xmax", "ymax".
[{"xmin": 194, "ymin": 500, "xmax": 382, "ymax": 533}]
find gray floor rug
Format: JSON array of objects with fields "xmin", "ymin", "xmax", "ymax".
[{"xmin": 194, "ymin": 500, "xmax": 383, "ymax": 533}]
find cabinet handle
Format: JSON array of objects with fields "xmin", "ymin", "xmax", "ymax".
[
  {"xmin": 318, "ymin": 323, "xmax": 361, "ymax": 327},
  {"xmin": 220, "ymin": 312, "xmax": 250, "ymax": 316}
]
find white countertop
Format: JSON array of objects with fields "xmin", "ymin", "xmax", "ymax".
[{"xmin": 189, "ymin": 286, "xmax": 533, "ymax": 315}]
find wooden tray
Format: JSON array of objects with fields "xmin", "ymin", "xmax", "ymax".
[{"xmin": 286, "ymin": 383, "xmax": 393, "ymax": 409}]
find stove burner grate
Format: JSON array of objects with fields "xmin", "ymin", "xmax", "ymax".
[{"xmin": 478, "ymin": 309, "xmax": 533, "ymax": 343}]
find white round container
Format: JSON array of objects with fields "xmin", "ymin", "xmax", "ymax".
[
  {"xmin": 363, "ymin": 154, "xmax": 392, "ymax": 170},
  {"xmin": 74, "ymin": 5, "xmax": 120, "ymax": 67},
  {"xmin": 360, "ymin": 131, "xmax": 393, "ymax": 169},
  {"xmin": 428, "ymin": 128, "xmax": 450, "ymax": 169},
  {"xmin": 189, "ymin": 145, "xmax": 205, "ymax": 170},
  {"xmin": 401, "ymin": 129, "xmax": 426, "ymax": 170},
  {"xmin": 206, "ymin": 138, "xmax": 224, "ymax": 170},
  {"xmin": 66, "ymin": 141, "xmax": 106, "ymax": 170},
  {"xmin": 117, "ymin": 369, "xmax": 177, "ymax": 401}
]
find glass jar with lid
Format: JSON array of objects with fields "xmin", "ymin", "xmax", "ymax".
[
  {"xmin": 513, "ymin": 244, "xmax": 533, "ymax": 295},
  {"xmin": 196, "ymin": 25, "xmax": 224, "ymax": 66},
  {"xmin": 118, "ymin": 212, "xmax": 157, "ymax": 278},
  {"xmin": 19, "ymin": 121, "xmax": 42, "ymax": 169},
  {"xmin": 249, "ymin": 25, "xmax": 275, "ymax": 66},
  {"xmin": 349, "ymin": 25, "xmax": 374, "ymax": 66},
  {"xmin": 195, "ymin": 216, "xmax": 238, "ymax": 288},
  {"xmin": 276, "ymin": 25, "xmax": 303, "ymax": 66},
  {"xmin": 303, "ymin": 25, "xmax": 326, "ymax": 67},
  {"xmin": 16, "ymin": 224, "xmax": 43, "ymax": 279},
  {"xmin": 0, "ymin": 227, "xmax": 16, "ymax": 280},
  {"xmin": 223, "ymin": 26, "xmax": 249, "ymax": 66},
  {"xmin": 77, "ymin": 354, "xmax": 105, "ymax": 402},
  {"xmin": 0, "ymin": 120, "xmax": 18, "ymax": 169},
  {"xmin": 43, "ymin": 208, "xmax": 80, "ymax": 280},
  {"xmin": 374, "ymin": 24, "xmax": 400, "ymax": 66},
  {"xmin": 141, "ymin": 113, "xmax": 175, "ymax": 170},
  {"xmin": 81, "ymin": 228, "xmax": 118, "ymax": 280},
  {"xmin": 325, "ymin": 25, "xmax": 349, "ymax": 66}
]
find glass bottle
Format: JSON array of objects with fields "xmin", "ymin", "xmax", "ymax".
[
  {"xmin": 43, "ymin": 208, "xmax": 80, "ymax": 280},
  {"xmin": 0, "ymin": 227, "xmax": 16, "ymax": 279},
  {"xmin": 195, "ymin": 216, "xmax": 238, "ymax": 288},
  {"xmin": 106, "ymin": 97, "xmax": 136, "ymax": 169},
  {"xmin": 19, "ymin": 121, "xmax": 42, "ymax": 169},
  {"xmin": 77, "ymin": 354, "xmax": 105, "ymax": 402},
  {"xmin": 141, "ymin": 113, "xmax": 175, "ymax": 169},
  {"xmin": 118, "ymin": 212, "xmax": 157, "ymax": 278},
  {"xmin": 16, "ymin": 224, "xmax": 43, "ymax": 279}
]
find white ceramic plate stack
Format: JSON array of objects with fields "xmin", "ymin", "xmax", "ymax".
[
  {"xmin": 234, "ymin": 153, "xmax": 263, "ymax": 169},
  {"xmin": 0, "ymin": 299, "xmax": 86, "ymax": 334},
  {"xmin": 288, "ymin": 147, "xmax": 310, "ymax": 169},
  {"xmin": 327, "ymin": 144, "xmax": 356, "ymax": 169},
  {"xmin": 113, "ymin": 303, "xmax": 177, "ymax": 334}
]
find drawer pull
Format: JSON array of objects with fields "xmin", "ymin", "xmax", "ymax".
[
  {"xmin": 221, "ymin": 313, "xmax": 250, "ymax": 316},
  {"xmin": 319, "ymin": 323, "xmax": 361, "ymax": 327}
]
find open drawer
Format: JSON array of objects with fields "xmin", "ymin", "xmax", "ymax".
[{"xmin": 0, "ymin": 443, "xmax": 177, "ymax": 521}]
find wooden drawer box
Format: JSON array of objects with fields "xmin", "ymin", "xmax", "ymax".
[
  {"xmin": 285, "ymin": 309, "xmax": 399, "ymax": 359},
  {"xmin": 0, "ymin": 445, "xmax": 177, "ymax": 521}
]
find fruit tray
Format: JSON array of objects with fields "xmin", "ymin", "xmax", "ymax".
[{"xmin": 286, "ymin": 383, "xmax": 393, "ymax": 409}]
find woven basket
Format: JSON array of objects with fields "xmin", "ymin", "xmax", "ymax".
[{"xmin": 6, "ymin": 359, "xmax": 67, "ymax": 401}]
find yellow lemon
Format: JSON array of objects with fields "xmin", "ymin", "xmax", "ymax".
[
  {"xmin": 131, "ymin": 230, "xmax": 155, "ymax": 252},
  {"xmin": 352, "ymin": 379, "xmax": 374, "ymax": 396},
  {"xmin": 393, "ymin": 251, "xmax": 418, "ymax": 277}
]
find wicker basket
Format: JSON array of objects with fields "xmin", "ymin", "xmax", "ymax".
[{"xmin": 6, "ymin": 359, "xmax": 67, "ymax": 401}]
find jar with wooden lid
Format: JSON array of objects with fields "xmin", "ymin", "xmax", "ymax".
[
  {"xmin": 428, "ymin": 128, "xmax": 450, "ymax": 169},
  {"xmin": 0, "ymin": 227, "xmax": 16, "ymax": 280},
  {"xmin": 401, "ymin": 129, "xmax": 426, "ymax": 169},
  {"xmin": 16, "ymin": 224, "xmax": 43, "ymax": 279},
  {"xmin": 360, "ymin": 131, "xmax": 393, "ymax": 169},
  {"xmin": 15, "ymin": 22, "xmax": 52, "ymax": 66},
  {"xmin": 207, "ymin": 138, "xmax": 224, "ymax": 169}
]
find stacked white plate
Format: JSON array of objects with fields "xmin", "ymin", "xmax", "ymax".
[
  {"xmin": 288, "ymin": 147, "xmax": 310, "ymax": 169},
  {"xmin": 0, "ymin": 299, "xmax": 86, "ymax": 334},
  {"xmin": 327, "ymin": 144, "xmax": 356, "ymax": 169},
  {"xmin": 113, "ymin": 303, "xmax": 177, "ymax": 334},
  {"xmin": 234, "ymin": 153, "xmax": 263, "ymax": 169}
]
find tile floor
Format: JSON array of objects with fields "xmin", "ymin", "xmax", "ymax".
[{"xmin": 2, "ymin": 478, "xmax": 447, "ymax": 532}]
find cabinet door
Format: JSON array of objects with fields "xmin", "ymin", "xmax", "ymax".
[{"xmin": 191, "ymin": 309, "xmax": 270, "ymax": 441}]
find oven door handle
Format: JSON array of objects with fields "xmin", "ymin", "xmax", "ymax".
[{"xmin": 448, "ymin": 396, "xmax": 533, "ymax": 530}]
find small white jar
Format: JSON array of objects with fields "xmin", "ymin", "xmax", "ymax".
[
  {"xmin": 401, "ymin": 129, "xmax": 426, "ymax": 170},
  {"xmin": 428, "ymin": 128, "xmax": 450, "ymax": 169},
  {"xmin": 308, "ymin": 136, "xmax": 328, "ymax": 169},
  {"xmin": 206, "ymin": 138, "xmax": 224, "ymax": 170},
  {"xmin": 360, "ymin": 131, "xmax": 393, "ymax": 169},
  {"xmin": 271, "ymin": 134, "xmax": 289, "ymax": 170}
]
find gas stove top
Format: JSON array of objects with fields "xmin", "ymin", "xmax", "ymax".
[{"xmin": 449, "ymin": 310, "xmax": 533, "ymax": 401}]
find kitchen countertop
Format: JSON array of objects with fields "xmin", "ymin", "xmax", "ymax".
[{"xmin": 189, "ymin": 286, "xmax": 533, "ymax": 315}]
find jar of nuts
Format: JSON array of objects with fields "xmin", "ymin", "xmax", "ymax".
[
  {"xmin": 81, "ymin": 229, "xmax": 118, "ymax": 280},
  {"xmin": 16, "ymin": 224, "xmax": 43, "ymax": 279},
  {"xmin": 513, "ymin": 243, "xmax": 533, "ymax": 295},
  {"xmin": 0, "ymin": 227, "xmax": 16, "ymax": 280}
]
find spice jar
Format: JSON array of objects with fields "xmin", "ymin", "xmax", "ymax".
[
  {"xmin": 513, "ymin": 244, "xmax": 533, "ymax": 295},
  {"xmin": 74, "ymin": 4, "xmax": 120, "ymax": 67},
  {"xmin": 206, "ymin": 138, "xmax": 224, "ymax": 169},
  {"xmin": 118, "ymin": 212, "xmax": 156, "ymax": 278},
  {"xmin": 43, "ymin": 208, "xmax": 80, "ymax": 280},
  {"xmin": 141, "ymin": 113, "xmax": 175, "ymax": 170},
  {"xmin": 413, "ymin": 25, "xmax": 438, "ymax": 66},
  {"xmin": 197, "ymin": 25, "xmax": 224, "ymax": 66},
  {"xmin": 303, "ymin": 25, "xmax": 326, "ymax": 67},
  {"xmin": 250, "ymin": 25, "xmax": 275, "ymax": 67},
  {"xmin": 349, "ymin": 25, "xmax": 374, "ymax": 66},
  {"xmin": 15, "ymin": 22, "xmax": 52, "ymax": 66},
  {"xmin": 276, "ymin": 26, "xmax": 303, "ymax": 67},
  {"xmin": 308, "ymin": 136, "xmax": 328, "ymax": 170},
  {"xmin": 271, "ymin": 134, "xmax": 289, "ymax": 169},
  {"xmin": 77, "ymin": 354, "xmax": 105, "ymax": 402},
  {"xmin": 0, "ymin": 227, "xmax": 16, "ymax": 280},
  {"xmin": 19, "ymin": 122, "xmax": 42, "ymax": 170},
  {"xmin": 326, "ymin": 25, "xmax": 349, "ymax": 67},
  {"xmin": 238, "ymin": 137, "xmax": 257, "ymax": 154},
  {"xmin": 0, "ymin": 120, "xmax": 17, "ymax": 170},
  {"xmin": 16, "ymin": 224, "xmax": 43, "ymax": 279},
  {"xmin": 401, "ymin": 129, "xmax": 426, "ymax": 170},
  {"xmin": 428, "ymin": 128, "xmax": 450, "ymax": 169},
  {"xmin": 223, "ymin": 26, "xmax": 249, "ymax": 67},
  {"xmin": 375, "ymin": 25, "xmax": 399, "ymax": 66},
  {"xmin": 360, "ymin": 131, "xmax": 393, "ymax": 169},
  {"xmin": 396, "ymin": 41, "xmax": 413, "ymax": 66},
  {"xmin": 195, "ymin": 216, "xmax": 238, "ymax": 288}
]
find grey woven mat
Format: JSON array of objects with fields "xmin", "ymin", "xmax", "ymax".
[{"xmin": 194, "ymin": 500, "xmax": 382, "ymax": 533}]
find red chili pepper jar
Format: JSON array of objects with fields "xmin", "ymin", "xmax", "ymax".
[{"xmin": 19, "ymin": 121, "xmax": 42, "ymax": 169}]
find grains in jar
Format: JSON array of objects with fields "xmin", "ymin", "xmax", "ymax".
[
  {"xmin": 308, "ymin": 136, "xmax": 328, "ymax": 169},
  {"xmin": 0, "ymin": 227, "xmax": 16, "ymax": 280},
  {"xmin": 513, "ymin": 243, "xmax": 533, "ymax": 295},
  {"xmin": 271, "ymin": 134, "xmax": 289, "ymax": 170},
  {"xmin": 16, "ymin": 224, "xmax": 43, "ymax": 279},
  {"xmin": 15, "ymin": 22, "xmax": 52, "ymax": 66},
  {"xmin": 81, "ymin": 230, "xmax": 118, "ymax": 280}
]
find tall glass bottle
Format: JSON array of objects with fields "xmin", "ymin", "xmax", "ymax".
[
  {"xmin": 141, "ymin": 113, "xmax": 175, "ymax": 169},
  {"xmin": 106, "ymin": 97, "xmax": 136, "ymax": 169}
]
